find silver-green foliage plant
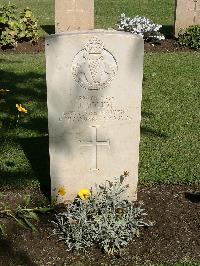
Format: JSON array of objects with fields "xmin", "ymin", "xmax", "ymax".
[
  {"xmin": 52, "ymin": 174, "xmax": 152, "ymax": 254},
  {"xmin": 0, "ymin": 3, "xmax": 39, "ymax": 47},
  {"xmin": 117, "ymin": 13, "xmax": 165, "ymax": 42}
]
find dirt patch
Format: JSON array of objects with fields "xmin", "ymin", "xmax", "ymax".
[
  {"xmin": 144, "ymin": 39, "xmax": 193, "ymax": 53},
  {"xmin": 0, "ymin": 39, "xmax": 45, "ymax": 54},
  {"xmin": 0, "ymin": 39, "xmax": 197, "ymax": 54},
  {"xmin": 0, "ymin": 184, "xmax": 200, "ymax": 265}
]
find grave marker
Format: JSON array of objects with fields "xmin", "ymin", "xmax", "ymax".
[
  {"xmin": 175, "ymin": 0, "xmax": 200, "ymax": 37},
  {"xmin": 55, "ymin": 0, "xmax": 94, "ymax": 33},
  {"xmin": 45, "ymin": 30, "xmax": 144, "ymax": 203}
]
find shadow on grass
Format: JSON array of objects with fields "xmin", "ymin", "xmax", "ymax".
[
  {"xmin": 22, "ymin": 117, "xmax": 48, "ymax": 135},
  {"xmin": 141, "ymin": 111, "xmax": 154, "ymax": 118},
  {"xmin": 141, "ymin": 126, "xmax": 168, "ymax": 139},
  {"xmin": 0, "ymin": 68, "xmax": 50, "ymax": 197},
  {"xmin": 141, "ymin": 111, "xmax": 168, "ymax": 139},
  {"xmin": 41, "ymin": 25, "xmax": 55, "ymax": 35},
  {"xmin": 0, "ymin": 71, "xmax": 47, "ymax": 104},
  {"xmin": 0, "ymin": 238, "xmax": 36, "ymax": 265},
  {"xmin": 19, "ymin": 136, "xmax": 51, "ymax": 200}
]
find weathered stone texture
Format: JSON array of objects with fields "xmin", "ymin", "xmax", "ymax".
[
  {"xmin": 175, "ymin": 0, "xmax": 200, "ymax": 37},
  {"xmin": 55, "ymin": 0, "xmax": 94, "ymax": 32},
  {"xmin": 45, "ymin": 30, "xmax": 144, "ymax": 203}
]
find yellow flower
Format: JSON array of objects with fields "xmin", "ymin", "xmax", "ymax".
[
  {"xmin": 78, "ymin": 188, "xmax": 90, "ymax": 200},
  {"xmin": 58, "ymin": 186, "xmax": 66, "ymax": 196},
  {"xmin": 16, "ymin": 104, "xmax": 27, "ymax": 113}
]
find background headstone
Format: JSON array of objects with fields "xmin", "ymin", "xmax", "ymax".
[
  {"xmin": 45, "ymin": 30, "xmax": 144, "ymax": 203},
  {"xmin": 175, "ymin": 0, "xmax": 200, "ymax": 37},
  {"xmin": 55, "ymin": 0, "xmax": 94, "ymax": 33}
]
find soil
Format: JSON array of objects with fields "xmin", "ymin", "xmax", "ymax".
[
  {"xmin": 0, "ymin": 38, "xmax": 197, "ymax": 54},
  {"xmin": 0, "ymin": 184, "xmax": 200, "ymax": 266}
]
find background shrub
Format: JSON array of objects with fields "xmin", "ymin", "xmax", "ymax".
[
  {"xmin": 0, "ymin": 3, "xmax": 39, "ymax": 47},
  {"xmin": 0, "ymin": 3, "xmax": 20, "ymax": 47},
  {"xmin": 18, "ymin": 8, "xmax": 39, "ymax": 44},
  {"xmin": 178, "ymin": 25, "xmax": 200, "ymax": 49}
]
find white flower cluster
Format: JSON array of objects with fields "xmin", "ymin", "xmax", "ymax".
[{"xmin": 117, "ymin": 13, "xmax": 165, "ymax": 41}]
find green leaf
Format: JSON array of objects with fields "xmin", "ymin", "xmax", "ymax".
[
  {"xmin": 36, "ymin": 207, "xmax": 53, "ymax": 213},
  {"xmin": 0, "ymin": 224, "xmax": 6, "ymax": 237},
  {"xmin": 23, "ymin": 195, "xmax": 31, "ymax": 207},
  {"xmin": 7, "ymin": 213, "xmax": 30, "ymax": 230},
  {"xmin": 22, "ymin": 217, "xmax": 38, "ymax": 232},
  {"xmin": 24, "ymin": 211, "xmax": 39, "ymax": 221}
]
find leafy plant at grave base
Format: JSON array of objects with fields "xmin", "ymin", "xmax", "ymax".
[
  {"xmin": 178, "ymin": 25, "xmax": 200, "ymax": 49},
  {"xmin": 117, "ymin": 13, "xmax": 165, "ymax": 42},
  {"xmin": 0, "ymin": 195, "xmax": 53, "ymax": 237},
  {"xmin": 52, "ymin": 173, "xmax": 152, "ymax": 255},
  {"xmin": 0, "ymin": 3, "xmax": 39, "ymax": 47}
]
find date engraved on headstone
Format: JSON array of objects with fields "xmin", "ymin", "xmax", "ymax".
[{"xmin": 72, "ymin": 38, "xmax": 118, "ymax": 90}]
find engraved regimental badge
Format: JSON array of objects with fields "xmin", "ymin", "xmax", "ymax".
[{"xmin": 72, "ymin": 37, "xmax": 118, "ymax": 90}]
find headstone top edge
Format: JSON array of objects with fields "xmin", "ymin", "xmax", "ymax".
[{"xmin": 45, "ymin": 29, "xmax": 144, "ymax": 40}]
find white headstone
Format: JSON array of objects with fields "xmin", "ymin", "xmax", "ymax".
[
  {"xmin": 45, "ymin": 30, "xmax": 144, "ymax": 204},
  {"xmin": 175, "ymin": 0, "xmax": 200, "ymax": 37},
  {"xmin": 55, "ymin": 0, "xmax": 94, "ymax": 33}
]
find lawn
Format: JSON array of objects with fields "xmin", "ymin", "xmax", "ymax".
[{"xmin": 0, "ymin": 52, "xmax": 199, "ymax": 188}]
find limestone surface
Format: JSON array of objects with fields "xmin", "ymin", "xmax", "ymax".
[{"xmin": 45, "ymin": 30, "xmax": 144, "ymax": 203}]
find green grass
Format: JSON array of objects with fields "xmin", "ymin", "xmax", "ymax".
[
  {"xmin": 140, "ymin": 52, "xmax": 200, "ymax": 184},
  {"xmin": 0, "ymin": 52, "xmax": 199, "ymax": 188},
  {"xmin": 95, "ymin": 0, "xmax": 175, "ymax": 29},
  {"xmin": 0, "ymin": 54, "xmax": 47, "ymax": 188},
  {"xmin": 0, "ymin": 0, "xmax": 175, "ymax": 36}
]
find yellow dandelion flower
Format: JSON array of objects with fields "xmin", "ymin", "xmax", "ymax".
[
  {"xmin": 78, "ymin": 188, "xmax": 90, "ymax": 200},
  {"xmin": 58, "ymin": 186, "xmax": 66, "ymax": 196},
  {"xmin": 16, "ymin": 104, "xmax": 27, "ymax": 113}
]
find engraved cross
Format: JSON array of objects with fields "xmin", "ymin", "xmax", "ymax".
[{"xmin": 80, "ymin": 126, "xmax": 110, "ymax": 170}]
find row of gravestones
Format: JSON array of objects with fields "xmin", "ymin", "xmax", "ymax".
[
  {"xmin": 55, "ymin": 0, "xmax": 200, "ymax": 36},
  {"xmin": 46, "ymin": 0, "xmax": 199, "ymax": 204}
]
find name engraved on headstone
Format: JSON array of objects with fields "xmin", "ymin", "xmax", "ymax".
[
  {"xmin": 72, "ymin": 38, "xmax": 118, "ymax": 90},
  {"xmin": 59, "ymin": 95, "xmax": 133, "ymax": 122}
]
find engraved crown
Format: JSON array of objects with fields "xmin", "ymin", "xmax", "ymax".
[{"xmin": 84, "ymin": 38, "xmax": 104, "ymax": 54}]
